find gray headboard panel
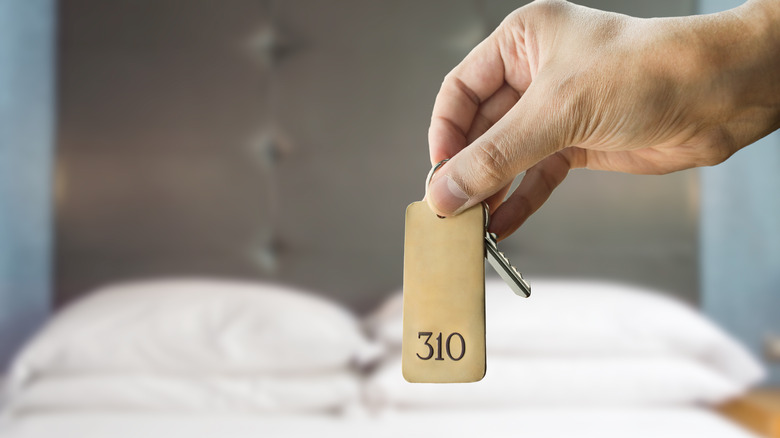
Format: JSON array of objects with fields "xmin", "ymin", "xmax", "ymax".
[{"xmin": 56, "ymin": 0, "xmax": 698, "ymax": 313}]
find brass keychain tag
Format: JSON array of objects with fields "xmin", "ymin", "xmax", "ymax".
[{"xmin": 401, "ymin": 163, "xmax": 487, "ymax": 383}]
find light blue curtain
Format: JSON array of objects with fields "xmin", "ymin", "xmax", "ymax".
[
  {"xmin": 699, "ymin": 0, "xmax": 780, "ymax": 384},
  {"xmin": 0, "ymin": 0, "xmax": 55, "ymax": 369}
]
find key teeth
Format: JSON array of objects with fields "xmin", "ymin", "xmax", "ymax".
[{"xmin": 484, "ymin": 232, "xmax": 531, "ymax": 297}]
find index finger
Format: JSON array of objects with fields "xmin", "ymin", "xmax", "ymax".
[{"xmin": 428, "ymin": 35, "xmax": 507, "ymax": 165}]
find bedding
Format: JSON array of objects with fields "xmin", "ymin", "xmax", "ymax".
[
  {"xmin": 0, "ymin": 408, "xmax": 760, "ymax": 438},
  {"xmin": 365, "ymin": 356, "xmax": 741, "ymax": 408},
  {"xmin": 5, "ymin": 372, "xmax": 360, "ymax": 416},
  {"xmin": 0, "ymin": 278, "xmax": 766, "ymax": 438},
  {"xmin": 4, "ymin": 279, "xmax": 374, "ymax": 417},
  {"xmin": 365, "ymin": 279, "xmax": 765, "ymax": 387}
]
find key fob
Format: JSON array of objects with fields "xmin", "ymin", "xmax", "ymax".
[{"xmin": 401, "ymin": 201, "xmax": 486, "ymax": 383}]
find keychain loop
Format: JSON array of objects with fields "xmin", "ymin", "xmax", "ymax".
[
  {"xmin": 425, "ymin": 158, "xmax": 449, "ymax": 192},
  {"xmin": 424, "ymin": 159, "xmax": 450, "ymax": 218},
  {"xmin": 425, "ymin": 158, "xmax": 489, "ymax": 228}
]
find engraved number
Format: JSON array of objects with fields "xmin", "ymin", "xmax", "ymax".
[
  {"xmin": 435, "ymin": 333, "xmax": 444, "ymax": 360},
  {"xmin": 416, "ymin": 331, "xmax": 465, "ymax": 361},
  {"xmin": 416, "ymin": 332, "xmax": 434, "ymax": 360},
  {"xmin": 446, "ymin": 332, "xmax": 466, "ymax": 361}
]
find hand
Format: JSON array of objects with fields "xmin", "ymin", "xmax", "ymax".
[{"xmin": 426, "ymin": 0, "xmax": 780, "ymax": 240}]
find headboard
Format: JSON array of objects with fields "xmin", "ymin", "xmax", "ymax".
[{"xmin": 55, "ymin": 0, "xmax": 699, "ymax": 313}]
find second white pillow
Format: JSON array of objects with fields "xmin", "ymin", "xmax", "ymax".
[
  {"xmin": 10, "ymin": 279, "xmax": 377, "ymax": 384},
  {"xmin": 365, "ymin": 279, "xmax": 764, "ymax": 387},
  {"xmin": 365, "ymin": 356, "xmax": 741, "ymax": 409}
]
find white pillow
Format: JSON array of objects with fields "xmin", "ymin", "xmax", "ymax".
[
  {"xmin": 10, "ymin": 279, "xmax": 376, "ymax": 384},
  {"xmin": 365, "ymin": 356, "xmax": 742, "ymax": 408},
  {"xmin": 365, "ymin": 279, "xmax": 765, "ymax": 387},
  {"xmin": 6, "ymin": 372, "xmax": 360, "ymax": 416}
]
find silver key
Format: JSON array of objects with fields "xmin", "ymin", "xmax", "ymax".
[{"xmin": 484, "ymin": 231, "xmax": 531, "ymax": 297}]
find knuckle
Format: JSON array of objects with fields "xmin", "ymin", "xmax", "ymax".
[
  {"xmin": 527, "ymin": 164, "xmax": 557, "ymax": 194},
  {"xmin": 503, "ymin": 8, "xmax": 525, "ymax": 25},
  {"xmin": 526, "ymin": 0, "xmax": 570, "ymax": 19},
  {"xmin": 516, "ymin": 193, "xmax": 534, "ymax": 217},
  {"xmin": 469, "ymin": 140, "xmax": 513, "ymax": 190},
  {"xmin": 693, "ymin": 128, "xmax": 737, "ymax": 168},
  {"xmin": 543, "ymin": 73, "xmax": 593, "ymax": 145},
  {"xmin": 702, "ymin": 146, "xmax": 734, "ymax": 168},
  {"xmin": 550, "ymin": 74, "xmax": 585, "ymax": 113},
  {"xmin": 504, "ymin": 0, "xmax": 569, "ymax": 27}
]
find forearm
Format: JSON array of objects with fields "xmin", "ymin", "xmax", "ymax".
[{"xmin": 706, "ymin": 0, "xmax": 780, "ymax": 149}]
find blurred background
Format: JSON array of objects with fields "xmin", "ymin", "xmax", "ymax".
[{"xmin": 0, "ymin": 0, "xmax": 778, "ymax": 383}]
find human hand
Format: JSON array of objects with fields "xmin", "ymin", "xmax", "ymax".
[{"xmin": 426, "ymin": 0, "xmax": 780, "ymax": 240}]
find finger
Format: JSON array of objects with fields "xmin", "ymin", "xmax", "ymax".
[
  {"xmin": 428, "ymin": 34, "xmax": 509, "ymax": 165},
  {"xmin": 488, "ymin": 147, "xmax": 586, "ymax": 240},
  {"xmin": 484, "ymin": 183, "xmax": 512, "ymax": 216},
  {"xmin": 427, "ymin": 80, "xmax": 570, "ymax": 217},
  {"xmin": 465, "ymin": 84, "xmax": 522, "ymax": 144},
  {"xmin": 465, "ymin": 84, "xmax": 521, "ymax": 215}
]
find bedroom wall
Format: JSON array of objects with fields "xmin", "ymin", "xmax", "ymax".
[
  {"xmin": 55, "ymin": 0, "xmax": 699, "ymax": 314},
  {"xmin": 0, "ymin": 0, "xmax": 56, "ymax": 369},
  {"xmin": 698, "ymin": 0, "xmax": 780, "ymax": 385}
]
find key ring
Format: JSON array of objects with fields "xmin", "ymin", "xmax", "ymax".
[
  {"xmin": 425, "ymin": 159, "xmax": 449, "ymax": 191},
  {"xmin": 425, "ymin": 159, "xmax": 489, "ymax": 228}
]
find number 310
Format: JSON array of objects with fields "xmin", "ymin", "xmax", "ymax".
[{"xmin": 416, "ymin": 331, "xmax": 465, "ymax": 361}]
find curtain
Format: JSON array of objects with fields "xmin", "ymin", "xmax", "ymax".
[
  {"xmin": 0, "ymin": 0, "xmax": 55, "ymax": 369},
  {"xmin": 699, "ymin": 0, "xmax": 780, "ymax": 385}
]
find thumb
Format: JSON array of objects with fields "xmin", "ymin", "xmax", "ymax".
[{"xmin": 426, "ymin": 83, "xmax": 569, "ymax": 217}]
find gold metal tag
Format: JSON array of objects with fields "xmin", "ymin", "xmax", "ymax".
[{"xmin": 402, "ymin": 201, "xmax": 486, "ymax": 383}]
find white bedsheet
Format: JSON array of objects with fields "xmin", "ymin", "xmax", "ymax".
[{"xmin": 0, "ymin": 407, "xmax": 758, "ymax": 438}]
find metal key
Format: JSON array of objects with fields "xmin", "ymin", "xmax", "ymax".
[{"xmin": 484, "ymin": 231, "xmax": 531, "ymax": 297}]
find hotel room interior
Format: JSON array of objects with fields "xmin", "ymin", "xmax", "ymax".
[{"xmin": 1, "ymin": 0, "xmax": 779, "ymax": 436}]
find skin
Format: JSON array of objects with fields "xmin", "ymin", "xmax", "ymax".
[{"xmin": 426, "ymin": 0, "xmax": 780, "ymax": 241}]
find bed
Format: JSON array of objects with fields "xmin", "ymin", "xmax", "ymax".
[
  {"xmin": 0, "ymin": 278, "xmax": 767, "ymax": 438},
  {"xmin": 0, "ymin": 408, "xmax": 760, "ymax": 438}
]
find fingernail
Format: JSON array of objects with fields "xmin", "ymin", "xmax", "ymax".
[{"xmin": 428, "ymin": 175, "xmax": 469, "ymax": 215}]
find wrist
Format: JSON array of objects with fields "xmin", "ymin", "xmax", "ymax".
[
  {"xmin": 701, "ymin": 0, "xmax": 780, "ymax": 148},
  {"xmin": 735, "ymin": 0, "xmax": 780, "ymax": 44}
]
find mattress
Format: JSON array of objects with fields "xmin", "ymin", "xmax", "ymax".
[{"xmin": 0, "ymin": 407, "xmax": 758, "ymax": 438}]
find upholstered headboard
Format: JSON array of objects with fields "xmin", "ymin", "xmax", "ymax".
[{"xmin": 55, "ymin": 0, "xmax": 698, "ymax": 313}]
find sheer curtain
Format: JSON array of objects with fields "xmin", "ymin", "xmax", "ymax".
[
  {"xmin": 699, "ymin": 0, "xmax": 780, "ymax": 385},
  {"xmin": 0, "ymin": 0, "xmax": 55, "ymax": 369}
]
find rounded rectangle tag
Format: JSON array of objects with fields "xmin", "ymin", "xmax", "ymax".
[{"xmin": 402, "ymin": 201, "xmax": 486, "ymax": 383}]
